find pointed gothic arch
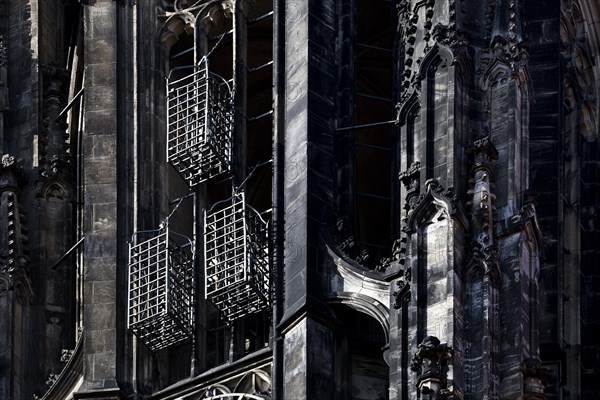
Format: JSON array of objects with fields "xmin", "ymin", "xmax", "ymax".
[
  {"xmin": 406, "ymin": 180, "xmax": 457, "ymax": 233},
  {"xmin": 417, "ymin": 43, "xmax": 454, "ymax": 81}
]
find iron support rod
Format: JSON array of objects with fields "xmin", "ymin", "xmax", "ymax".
[
  {"xmin": 247, "ymin": 60, "xmax": 273, "ymax": 73},
  {"xmin": 356, "ymin": 191, "xmax": 391, "ymax": 201},
  {"xmin": 356, "ymin": 92, "xmax": 393, "ymax": 102},
  {"xmin": 55, "ymin": 87, "xmax": 85, "ymax": 121},
  {"xmin": 247, "ymin": 109, "xmax": 273, "ymax": 122},
  {"xmin": 169, "ymin": 191, "xmax": 195, "ymax": 205},
  {"xmin": 169, "ymin": 46, "xmax": 194, "ymax": 61},
  {"xmin": 357, "ymin": 42, "xmax": 392, "ymax": 52},
  {"xmin": 51, "ymin": 236, "xmax": 85, "ymax": 270},
  {"xmin": 247, "ymin": 10, "xmax": 273, "ymax": 24},
  {"xmin": 208, "ymin": 29, "xmax": 233, "ymax": 42},
  {"xmin": 335, "ymin": 119, "xmax": 397, "ymax": 132}
]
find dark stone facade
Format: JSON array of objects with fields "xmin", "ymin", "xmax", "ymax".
[{"xmin": 0, "ymin": 1, "xmax": 598, "ymax": 399}]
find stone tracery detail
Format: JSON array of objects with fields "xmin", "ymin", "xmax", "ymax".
[{"xmin": 198, "ymin": 368, "xmax": 272, "ymax": 399}]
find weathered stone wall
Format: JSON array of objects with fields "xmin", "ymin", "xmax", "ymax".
[
  {"xmin": 0, "ymin": 0, "xmax": 598, "ymax": 399},
  {"xmin": 278, "ymin": 0, "xmax": 340, "ymax": 397},
  {"xmin": 79, "ymin": 1, "xmax": 132, "ymax": 397}
]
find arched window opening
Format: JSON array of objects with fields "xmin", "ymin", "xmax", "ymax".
[
  {"xmin": 336, "ymin": 0, "xmax": 397, "ymax": 270},
  {"xmin": 332, "ymin": 305, "xmax": 389, "ymax": 400}
]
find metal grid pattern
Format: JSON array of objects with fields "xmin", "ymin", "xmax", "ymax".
[
  {"xmin": 167, "ymin": 56, "xmax": 233, "ymax": 186},
  {"xmin": 204, "ymin": 192, "xmax": 270, "ymax": 322},
  {"xmin": 128, "ymin": 226, "xmax": 195, "ymax": 351}
]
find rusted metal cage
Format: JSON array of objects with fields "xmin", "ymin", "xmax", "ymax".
[
  {"xmin": 204, "ymin": 192, "xmax": 270, "ymax": 322},
  {"xmin": 127, "ymin": 223, "xmax": 195, "ymax": 351},
  {"xmin": 167, "ymin": 56, "xmax": 233, "ymax": 186}
]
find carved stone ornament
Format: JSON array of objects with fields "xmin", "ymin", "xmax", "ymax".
[
  {"xmin": 400, "ymin": 161, "xmax": 422, "ymax": 223},
  {"xmin": 410, "ymin": 336, "xmax": 454, "ymax": 399},
  {"xmin": 466, "ymin": 137, "xmax": 499, "ymax": 278},
  {"xmin": 0, "ymin": 154, "xmax": 26, "ymax": 190},
  {"xmin": 481, "ymin": 0, "xmax": 528, "ymax": 75},
  {"xmin": 522, "ymin": 358, "xmax": 551, "ymax": 400},
  {"xmin": 432, "ymin": 23, "xmax": 458, "ymax": 49},
  {"xmin": 400, "ymin": 161, "xmax": 421, "ymax": 191},
  {"xmin": 404, "ymin": 179, "xmax": 458, "ymax": 234},
  {"xmin": 60, "ymin": 349, "xmax": 74, "ymax": 364},
  {"xmin": 45, "ymin": 374, "xmax": 59, "ymax": 388},
  {"xmin": 466, "ymin": 137, "xmax": 499, "ymax": 165},
  {"xmin": 392, "ymin": 264, "xmax": 411, "ymax": 308},
  {"xmin": 38, "ymin": 65, "xmax": 72, "ymax": 186}
]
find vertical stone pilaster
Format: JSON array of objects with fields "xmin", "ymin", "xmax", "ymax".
[
  {"xmin": 77, "ymin": 1, "xmax": 123, "ymax": 397},
  {"xmin": 464, "ymin": 137, "xmax": 499, "ymax": 399},
  {"xmin": 279, "ymin": 0, "xmax": 337, "ymax": 397},
  {"xmin": 475, "ymin": 1, "xmax": 547, "ymax": 398},
  {"xmin": 282, "ymin": 316, "xmax": 334, "ymax": 399}
]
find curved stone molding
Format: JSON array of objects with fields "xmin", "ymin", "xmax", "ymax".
[
  {"xmin": 418, "ymin": 43, "xmax": 454, "ymax": 80},
  {"xmin": 38, "ymin": 335, "xmax": 84, "ymax": 400},
  {"xmin": 159, "ymin": 12, "xmax": 196, "ymax": 50},
  {"xmin": 325, "ymin": 291, "xmax": 390, "ymax": 345},
  {"xmin": 396, "ymin": 90, "xmax": 421, "ymax": 126},
  {"xmin": 327, "ymin": 245, "xmax": 391, "ymax": 308},
  {"xmin": 198, "ymin": 367, "xmax": 272, "ymax": 399}
]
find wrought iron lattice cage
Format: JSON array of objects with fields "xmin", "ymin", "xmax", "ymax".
[
  {"xmin": 204, "ymin": 192, "xmax": 270, "ymax": 322},
  {"xmin": 167, "ymin": 56, "xmax": 233, "ymax": 186},
  {"xmin": 127, "ymin": 223, "xmax": 195, "ymax": 351}
]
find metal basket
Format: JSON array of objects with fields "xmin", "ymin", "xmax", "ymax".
[
  {"xmin": 167, "ymin": 56, "xmax": 233, "ymax": 186},
  {"xmin": 127, "ymin": 223, "xmax": 195, "ymax": 351},
  {"xmin": 204, "ymin": 192, "xmax": 270, "ymax": 322}
]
